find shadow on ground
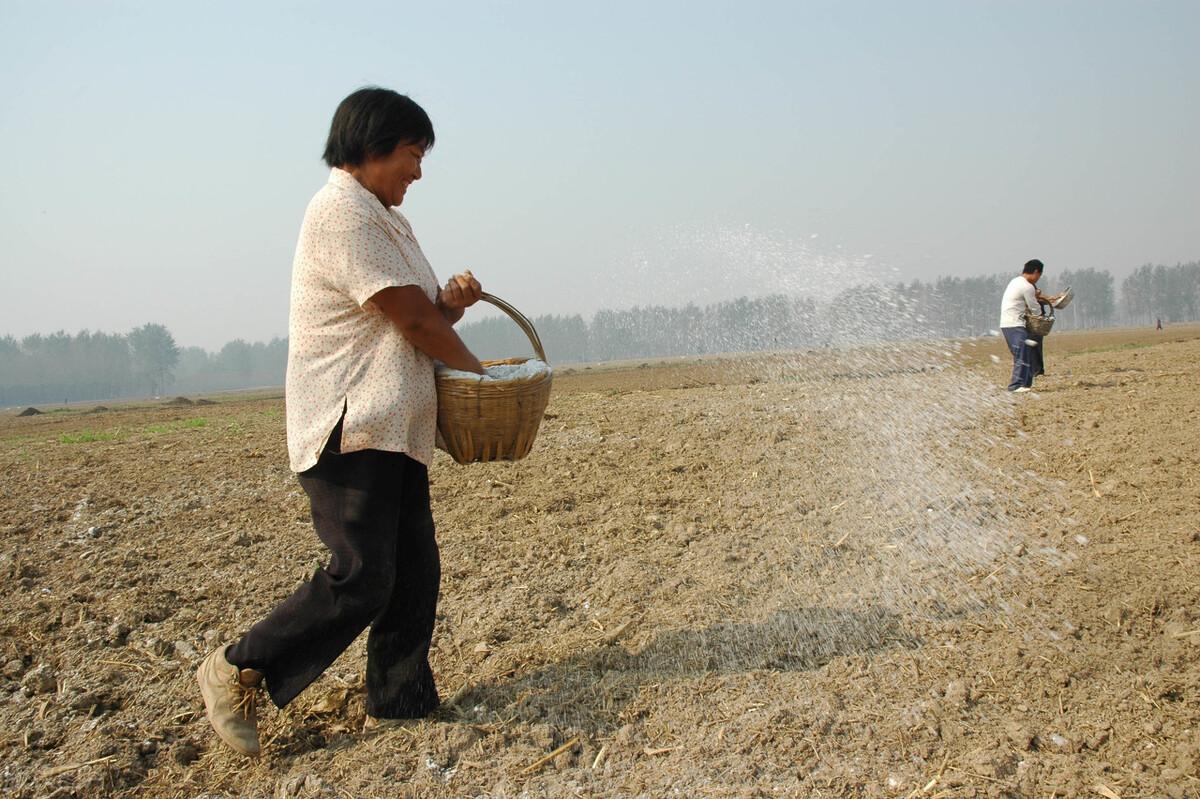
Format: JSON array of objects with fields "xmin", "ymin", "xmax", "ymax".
[{"xmin": 447, "ymin": 605, "xmax": 917, "ymax": 732}]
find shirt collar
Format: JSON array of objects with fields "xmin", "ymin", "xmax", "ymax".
[{"xmin": 328, "ymin": 168, "xmax": 416, "ymax": 242}]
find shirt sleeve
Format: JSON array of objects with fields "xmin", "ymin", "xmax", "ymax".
[
  {"xmin": 325, "ymin": 216, "xmax": 425, "ymax": 307},
  {"xmin": 1021, "ymin": 283, "xmax": 1038, "ymax": 312}
]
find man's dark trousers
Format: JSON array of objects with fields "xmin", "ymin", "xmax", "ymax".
[
  {"xmin": 1002, "ymin": 326, "xmax": 1034, "ymax": 391},
  {"xmin": 227, "ymin": 426, "xmax": 441, "ymax": 718}
]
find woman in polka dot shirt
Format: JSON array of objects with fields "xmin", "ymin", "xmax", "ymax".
[{"xmin": 196, "ymin": 87, "xmax": 485, "ymax": 756}]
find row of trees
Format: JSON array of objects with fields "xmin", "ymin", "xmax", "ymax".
[
  {"xmin": 0, "ymin": 324, "xmax": 181, "ymax": 407},
  {"xmin": 1121, "ymin": 263, "xmax": 1200, "ymax": 326},
  {"xmin": 462, "ymin": 296, "xmax": 824, "ymax": 363},
  {"xmin": 888, "ymin": 266, "xmax": 1120, "ymax": 338},
  {"xmin": 460, "ymin": 262, "xmax": 1197, "ymax": 363},
  {"xmin": 3, "ymin": 262, "xmax": 1197, "ymax": 406},
  {"xmin": 173, "ymin": 339, "xmax": 287, "ymax": 395},
  {"xmin": 0, "ymin": 325, "xmax": 285, "ymax": 407}
]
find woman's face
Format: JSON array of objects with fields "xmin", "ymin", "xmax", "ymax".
[{"xmin": 358, "ymin": 142, "xmax": 425, "ymax": 207}]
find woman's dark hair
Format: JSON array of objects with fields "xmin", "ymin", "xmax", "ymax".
[
  {"xmin": 322, "ymin": 87, "xmax": 434, "ymax": 168},
  {"xmin": 1023, "ymin": 259, "xmax": 1044, "ymax": 274}
]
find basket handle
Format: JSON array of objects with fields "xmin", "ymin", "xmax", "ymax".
[{"xmin": 479, "ymin": 292, "xmax": 547, "ymax": 363}]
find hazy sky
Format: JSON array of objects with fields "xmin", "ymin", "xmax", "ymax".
[{"xmin": 2, "ymin": 1, "xmax": 1197, "ymax": 350}]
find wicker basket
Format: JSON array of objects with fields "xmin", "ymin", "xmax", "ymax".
[
  {"xmin": 1024, "ymin": 307, "xmax": 1055, "ymax": 337},
  {"xmin": 435, "ymin": 293, "xmax": 552, "ymax": 464}
]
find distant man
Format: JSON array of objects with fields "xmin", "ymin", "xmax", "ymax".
[{"xmin": 999, "ymin": 259, "xmax": 1060, "ymax": 392}]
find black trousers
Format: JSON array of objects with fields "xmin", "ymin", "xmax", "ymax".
[
  {"xmin": 227, "ymin": 425, "xmax": 441, "ymax": 718},
  {"xmin": 1030, "ymin": 333, "xmax": 1045, "ymax": 376}
]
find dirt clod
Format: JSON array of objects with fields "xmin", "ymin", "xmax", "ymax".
[
  {"xmin": 21, "ymin": 665, "xmax": 56, "ymax": 695},
  {"xmin": 170, "ymin": 740, "xmax": 200, "ymax": 766}
]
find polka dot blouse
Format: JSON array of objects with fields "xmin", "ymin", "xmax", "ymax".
[{"xmin": 285, "ymin": 168, "xmax": 440, "ymax": 472}]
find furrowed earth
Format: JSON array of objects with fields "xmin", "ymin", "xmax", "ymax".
[{"xmin": 1, "ymin": 326, "xmax": 1197, "ymax": 798}]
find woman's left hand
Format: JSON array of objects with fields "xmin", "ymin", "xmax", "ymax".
[{"xmin": 437, "ymin": 270, "xmax": 482, "ymax": 317}]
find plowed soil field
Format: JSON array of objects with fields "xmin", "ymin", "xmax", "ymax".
[{"xmin": 2, "ymin": 325, "xmax": 1197, "ymax": 798}]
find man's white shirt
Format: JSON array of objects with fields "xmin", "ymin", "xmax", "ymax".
[{"xmin": 1000, "ymin": 276, "xmax": 1038, "ymax": 328}]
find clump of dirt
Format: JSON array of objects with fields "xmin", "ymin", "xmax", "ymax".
[
  {"xmin": 16, "ymin": 407, "xmax": 41, "ymax": 417},
  {"xmin": 165, "ymin": 397, "xmax": 194, "ymax": 406},
  {"xmin": 194, "ymin": 399, "xmax": 217, "ymax": 406},
  {"xmin": 88, "ymin": 406, "xmax": 110, "ymax": 414}
]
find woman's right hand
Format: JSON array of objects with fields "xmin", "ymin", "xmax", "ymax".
[{"xmin": 437, "ymin": 270, "xmax": 483, "ymax": 320}]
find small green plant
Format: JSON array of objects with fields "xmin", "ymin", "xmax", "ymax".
[
  {"xmin": 143, "ymin": 417, "xmax": 207, "ymax": 435},
  {"xmin": 59, "ymin": 429, "xmax": 120, "ymax": 444}
]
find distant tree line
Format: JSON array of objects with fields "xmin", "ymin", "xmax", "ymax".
[
  {"xmin": 173, "ymin": 339, "xmax": 287, "ymax": 395},
  {"xmin": 463, "ymin": 262, "xmax": 1197, "ymax": 362},
  {"xmin": 1120, "ymin": 263, "xmax": 1200, "ymax": 326},
  {"xmin": 0, "ymin": 324, "xmax": 181, "ymax": 407},
  {"xmin": 0, "ymin": 325, "xmax": 284, "ymax": 408},
  {"xmin": 3, "ymin": 261, "xmax": 1197, "ymax": 406},
  {"xmin": 890, "ymin": 266, "xmax": 1120, "ymax": 338}
]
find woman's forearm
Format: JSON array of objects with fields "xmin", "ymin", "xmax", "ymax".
[
  {"xmin": 404, "ymin": 317, "xmax": 483, "ymax": 372},
  {"xmin": 370, "ymin": 286, "xmax": 484, "ymax": 373}
]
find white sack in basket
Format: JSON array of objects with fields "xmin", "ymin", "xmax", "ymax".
[{"xmin": 437, "ymin": 359, "xmax": 551, "ymax": 382}]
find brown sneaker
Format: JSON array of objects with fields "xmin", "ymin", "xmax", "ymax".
[{"xmin": 196, "ymin": 645, "xmax": 263, "ymax": 756}]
